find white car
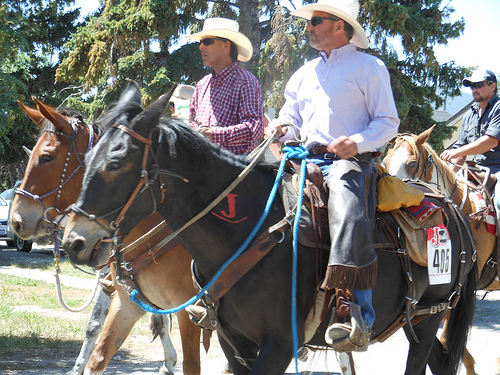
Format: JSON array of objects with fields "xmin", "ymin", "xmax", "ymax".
[{"xmin": 0, "ymin": 181, "xmax": 33, "ymax": 252}]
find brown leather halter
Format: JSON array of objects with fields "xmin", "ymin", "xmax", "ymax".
[{"xmin": 71, "ymin": 124, "xmax": 188, "ymax": 233}]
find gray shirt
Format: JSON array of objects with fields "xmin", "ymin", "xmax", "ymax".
[{"xmin": 455, "ymin": 95, "xmax": 500, "ymax": 167}]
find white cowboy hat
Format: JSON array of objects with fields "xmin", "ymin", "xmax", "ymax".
[
  {"xmin": 291, "ymin": 0, "xmax": 369, "ymax": 49},
  {"xmin": 185, "ymin": 18, "xmax": 253, "ymax": 62},
  {"xmin": 171, "ymin": 84, "xmax": 195, "ymax": 101}
]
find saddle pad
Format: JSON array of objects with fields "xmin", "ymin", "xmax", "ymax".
[
  {"xmin": 390, "ymin": 199, "xmax": 446, "ymax": 267},
  {"xmin": 469, "ymin": 191, "xmax": 496, "ymax": 235},
  {"xmin": 403, "ymin": 199, "xmax": 441, "ymax": 223}
]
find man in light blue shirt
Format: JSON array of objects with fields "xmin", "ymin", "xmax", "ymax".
[{"xmin": 267, "ymin": 0, "xmax": 399, "ymax": 351}]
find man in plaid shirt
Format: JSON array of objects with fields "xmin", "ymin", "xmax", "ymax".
[{"xmin": 186, "ymin": 18, "xmax": 264, "ymax": 154}]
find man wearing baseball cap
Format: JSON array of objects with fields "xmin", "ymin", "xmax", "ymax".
[
  {"xmin": 265, "ymin": 0, "xmax": 399, "ymax": 351},
  {"xmin": 185, "ymin": 18, "xmax": 264, "ymax": 154},
  {"xmin": 440, "ymin": 68, "xmax": 500, "ymax": 209}
]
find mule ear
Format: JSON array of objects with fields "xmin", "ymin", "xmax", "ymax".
[
  {"xmin": 415, "ymin": 124, "xmax": 436, "ymax": 148},
  {"xmin": 33, "ymin": 97, "xmax": 73, "ymax": 135},
  {"xmin": 17, "ymin": 100, "xmax": 46, "ymax": 128},
  {"xmin": 130, "ymin": 83, "xmax": 178, "ymax": 135}
]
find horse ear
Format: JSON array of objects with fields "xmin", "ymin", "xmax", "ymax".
[
  {"xmin": 95, "ymin": 81, "xmax": 144, "ymax": 129},
  {"xmin": 121, "ymin": 81, "xmax": 142, "ymax": 106},
  {"xmin": 415, "ymin": 124, "xmax": 436, "ymax": 148},
  {"xmin": 130, "ymin": 83, "xmax": 178, "ymax": 135},
  {"xmin": 32, "ymin": 97, "xmax": 73, "ymax": 135},
  {"xmin": 22, "ymin": 146, "xmax": 32, "ymax": 157},
  {"xmin": 17, "ymin": 100, "xmax": 46, "ymax": 128}
]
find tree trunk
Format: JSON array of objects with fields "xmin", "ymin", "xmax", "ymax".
[{"xmin": 238, "ymin": 0, "xmax": 261, "ymax": 74}]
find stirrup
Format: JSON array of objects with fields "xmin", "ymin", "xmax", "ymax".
[
  {"xmin": 185, "ymin": 305, "xmax": 217, "ymax": 331},
  {"xmin": 325, "ymin": 302, "xmax": 371, "ymax": 352}
]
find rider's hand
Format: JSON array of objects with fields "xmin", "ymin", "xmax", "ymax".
[
  {"xmin": 196, "ymin": 125, "xmax": 213, "ymax": 142},
  {"xmin": 327, "ymin": 136, "xmax": 358, "ymax": 159},
  {"xmin": 265, "ymin": 119, "xmax": 288, "ymax": 138},
  {"xmin": 440, "ymin": 149, "xmax": 459, "ymax": 162}
]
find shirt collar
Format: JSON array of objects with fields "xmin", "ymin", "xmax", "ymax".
[
  {"xmin": 319, "ymin": 43, "xmax": 355, "ymax": 63},
  {"xmin": 211, "ymin": 61, "xmax": 239, "ymax": 81},
  {"xmin": 471, "ymin": 94, "xmax": 499, "ymax": 114}
]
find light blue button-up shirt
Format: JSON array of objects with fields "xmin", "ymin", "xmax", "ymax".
[{"xmin": 278, "ymin": 43, "xmax": 400, "ymax": 154}]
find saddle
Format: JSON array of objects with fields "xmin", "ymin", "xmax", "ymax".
[
  {"xmin": 280, "ymin": 160, "xmax": 330, "ymax": 250},
  {"xmin": 280, "ymin": 161, "xmax": 436, "ymax": 267}
]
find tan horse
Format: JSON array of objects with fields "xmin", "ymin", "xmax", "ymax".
[
  {"xmin": 383, "ymin": 126, "xmax": 500, "ymax": 375},
  {"xmin": 9, "ymin": 99, "xmax": 201, "ymax": 375}
]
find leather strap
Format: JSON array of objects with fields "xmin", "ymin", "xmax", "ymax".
[{"xmin": 121, "ymin": 238, "xmax": 180, "ymax": 277}]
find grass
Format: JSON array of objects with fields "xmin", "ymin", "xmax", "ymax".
[
  {"xmin": 7, "ymin": 253, "xmax": 97, "ymax": 279},
  {"xmin": 0, "ymin": 273, "xmax": 90, "ymax": 354},
  {"xmin": 0, "ymin": 271, "xmax": 155, "ymax": 359}
]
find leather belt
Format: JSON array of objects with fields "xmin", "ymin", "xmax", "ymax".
[{"xmin": 307, "ymin": 145, "xmax": 379, "ymax": 161}]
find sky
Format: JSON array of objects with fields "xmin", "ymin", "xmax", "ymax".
[{"xmin": 76, "ymin": 0, "xmax": 500, "ymax": 92}]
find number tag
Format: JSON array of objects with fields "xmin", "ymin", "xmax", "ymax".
[{"xmin": 426, "ymin": 224, "xmax": 452, "ymax": 285}]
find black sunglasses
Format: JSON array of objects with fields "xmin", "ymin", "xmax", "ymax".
[
  {"xmin": 470, "ymin": 81, "xmax": 488, "ymax": 89},
  {"xmin": 200, "ymin": 37, "xmax": 227, "ymax": 46},
  {"xmin": 310, "ymin": 16, "xmax": 341, "ymax": 27}
]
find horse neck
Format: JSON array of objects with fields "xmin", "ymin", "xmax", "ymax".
[
  {"xmin": 158, "ymin": 152, "xmax": 276, "ymax": 281},
  {"xmin": 423, "ymin": 144, "xmax": 457, "ymax": 197}
]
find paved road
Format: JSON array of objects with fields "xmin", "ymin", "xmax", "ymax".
[{"xmin": 1, "ymin": 243, "xmax": 499, "ymax": 374}]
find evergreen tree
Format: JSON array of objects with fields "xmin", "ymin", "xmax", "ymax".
[{"xmin": 0, "ymin": 0, "xmax": 81, "ymax": 187}]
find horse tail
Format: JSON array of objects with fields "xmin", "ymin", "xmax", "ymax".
[{"xmin": 444, "ymin": 259, "xmax": 477, "ymax": 375}]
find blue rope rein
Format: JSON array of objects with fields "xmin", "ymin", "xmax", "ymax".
[
  {"xmin": 283, "ymin": 145, "xmax": 309, "ymax": 374},
  {"xmin": 130, "ymin": 144, "xmax": 309, "ymax": 375}
]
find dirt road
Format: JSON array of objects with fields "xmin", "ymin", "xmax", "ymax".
[{"xmin": 1, "ymin": 244, "xmax": 499, "ymax": 374}]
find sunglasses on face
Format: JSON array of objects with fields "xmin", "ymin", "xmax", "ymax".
[
  {"xmin": 310, "ymin": 16, "xmax": 340, "ymax": 27},
  {"xmin": 470, "ymin": 81, "xmax": 487, "ymax": 89},
  {"xmin": 200, "ymin": 37, "xmax": 226, "ymax": 46}
]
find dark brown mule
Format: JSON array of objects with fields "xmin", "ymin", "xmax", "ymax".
[
  {"xmin": 383, "ymin": 126, "xmax": 500, "ymax": 375},
  {"xmin": 9, "ymin": 98, "xmax": 201, "ymax": 375}
]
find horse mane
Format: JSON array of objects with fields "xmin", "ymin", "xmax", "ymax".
[
  {"xmin": 37, "ymin": 107, "xmax": 97, "ymax": 137},
  {"xmin": 156, "ymin": 118, "xmax": 276, "ymax": 173},
  {"xmin": 421, "ymin": 142, "xmax": 461, "ymax": 197},
  {"xmin": 95, "ymin": 100, "xmax": 144, "ymax": 136}
]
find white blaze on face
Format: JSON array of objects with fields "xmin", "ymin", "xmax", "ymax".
[{"xmin": 387, "ymin": 147, "xmax": 413, "ymax": 180}]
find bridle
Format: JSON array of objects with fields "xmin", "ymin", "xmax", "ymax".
[
  {"xmin": 395, "ymin": 134, "xmax": 439, "ymax": 183},
  {"xmin": 16, "ymin": 118, "xmax": 96, "ymax": 226},
  {"xmin": 70, "ymin": 124, "xmax": 188, "ymax": 241}
]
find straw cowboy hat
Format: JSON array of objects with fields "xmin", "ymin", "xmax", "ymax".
[
  {"xmin": 292, "ymin": 0, "xmax": 369, "ymax": 49},
  {"xmin": 185, "ymin": 18, "xmax": 253, "ymax": 62}
]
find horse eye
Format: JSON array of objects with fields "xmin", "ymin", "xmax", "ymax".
[
  {"xmin": 40, "ymin": 154, "xmax": 54, "ymax": 164},
  {"xmin": 107, "ymin": 160, "xmax": 121, "ymax": 171},
  {"xmin": 408, "ymin": 161, "xmax": 417, "ymax": 169}
]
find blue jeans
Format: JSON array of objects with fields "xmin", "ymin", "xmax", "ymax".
[{"xmin": 308, "ymin": 155, "xmax": 376, "ymax": 329}]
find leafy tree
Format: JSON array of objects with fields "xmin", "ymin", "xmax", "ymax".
[{"xmin": 0, "ymin": 0, "xmax": 81, "ymax": 188}]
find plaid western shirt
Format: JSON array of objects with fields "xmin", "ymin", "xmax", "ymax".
[{"xmin": 190, "ymin": 62, "xmax": 264, "ymax": 154}]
